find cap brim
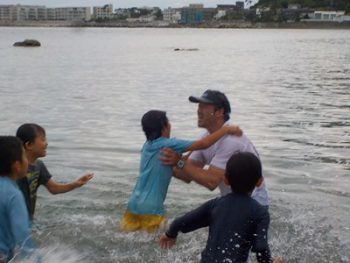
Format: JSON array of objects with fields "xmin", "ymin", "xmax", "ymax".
[{"xmin": 189, "ymin": 96, "xmax": 214, "ymax": 104}]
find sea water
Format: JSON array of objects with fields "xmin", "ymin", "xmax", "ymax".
[{"xmin": 0, "ymin": 27, "xmax": 349, "ymax": 262}]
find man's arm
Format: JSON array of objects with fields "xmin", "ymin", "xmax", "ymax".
[
  {"xmin": 160, "ymin": 148, "xmax": 224, "ymax": 191},
  {"xmin": 181, "ymin": 162, "xmax": 224, "ymax": 191},
  {"xmin": 172, "ymin": 159, "xmax": 203, "ymax": 183},
  {"xmin": 46, "ymin": 173, "xmax": 93, "ymax": 194}
]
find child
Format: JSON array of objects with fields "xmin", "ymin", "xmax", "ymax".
[
  {"xmin": 16, "ymin": 123, "xmax": 94, "ymax": 219},
  {"xmin": 120, "ymin": 110, "xmax": 242, "ymax": 232},
  {"xmin": 159, "ymin": 152, "xmax": 282, "ymax": 263},
  {"xmin": 0, "ymin": 136, "xmax": 34, "ymax": 262}
]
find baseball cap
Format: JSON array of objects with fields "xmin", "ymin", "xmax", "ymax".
[{"xmin": 189, "ymin": 89, "xmax": 231, "ymax": 114}]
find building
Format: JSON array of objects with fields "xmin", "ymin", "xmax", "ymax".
[
  {"xmin": 0, "ymin": 4, "xmax": 91, "ymax": 21},
  {"xmin": 93, "ymin": 4, "xmax": 113, "ymax": 20},
  {"xmin": 163, "ymin": 7, "xmax": 181, "ymax": 23},
  {"xmin": 0, "ymin": 4, "xmax": 45, "ymax": 20},
  {"xmin": 203, "ymin": 8, "xmax": 217, "ymax": 21},
  {"xmin": 236, "ymin": 1, "xmax": 244, "ymax": 10},
  {"xmin": 308, "ymin": 11, "xmax": 346, "ymax": 21},
  {"xmin": 180, "ymin": 4, "xmax": 204, "ymax": 24},
  {"xmin": 55, "ymin": 7, "xmax": 91, "ymax": 21}
]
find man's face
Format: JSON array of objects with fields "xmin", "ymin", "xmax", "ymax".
[{"xmin": 197, "ymin": 103, "xmax": 216, "ymax": 128}]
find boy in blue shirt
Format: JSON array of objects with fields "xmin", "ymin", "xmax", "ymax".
[
  {"xmin": 0, "ymin": 136, "xmax": 34, "ymax": 262},
  {"xmin": 120, "ymin": 110, "xmax": 242, "ymax": 232},
  {"xmin": 160, "ymin": 152, "xmax": 282, "ymax": 263}
]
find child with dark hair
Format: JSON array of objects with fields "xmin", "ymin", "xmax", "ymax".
[
  {"xmin": 0, "ymin": 136, "xmax": 34, "ymax": 262},
  {"xmin": 120, "ymin": 110, "xmax": 242, "ymax": 232},
  {"xmin": 16, "ymin": 123, "xmax": 93, "ymax": 219},
  {"xmin": 159, "ymin": 152, "xmax": 282, "ymax": 263}
]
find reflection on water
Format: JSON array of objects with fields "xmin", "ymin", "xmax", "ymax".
[{"xmin": 0, "ymin": 27, "xmax": 349, "ymax": 262}]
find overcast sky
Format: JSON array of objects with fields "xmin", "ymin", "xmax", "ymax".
[{"xmin": 0, "ymin": 0, "xmax": 256, "ymax": 9}]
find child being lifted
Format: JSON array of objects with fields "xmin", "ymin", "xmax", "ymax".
[{"xmin": 120, "ymin": 110, "xmax": 242, "ymax": 232}]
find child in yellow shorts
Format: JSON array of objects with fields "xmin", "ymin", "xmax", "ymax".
[{"xmin": 120, "ymin": 110, "xmax": 241, "ymax": 232}]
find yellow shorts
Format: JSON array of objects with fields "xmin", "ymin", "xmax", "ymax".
[{"xmin": 120, "ymin": 209, "xmax": 166, "ymax": 232}]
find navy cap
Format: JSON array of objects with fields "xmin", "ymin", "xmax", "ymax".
[{"xmin": 189, "ymin": 90, "xmax": 231, "ymax": 115}]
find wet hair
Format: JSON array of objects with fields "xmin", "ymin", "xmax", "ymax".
[
  {"xmin": 0, "ymin": 136, "xmax": 24, "ymax": 176},
  {"xmin": 225, "ymin": 152, "xmax": 262, "ymax": 194},
  {"xmin": 141, "ymin": 110, "xmax": 168, "ymax": 141},
  {"xmin": 16, "ymin": 123, "xmax": 46, "ymax": 146}
]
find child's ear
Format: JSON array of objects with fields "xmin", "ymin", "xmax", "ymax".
[
  {"xmin": 256, "ymin": 177, "xmax": 263, "ymax": 187},
  {"xmin": 24, "ymin": 141, "xmax": 31, "ymax": 150},
  {"xmin": 223, "ymin": 175, "xmax": 230, "ymax": 186},
  {"xmin": 11, "ymin": 161, "xmax": 20, "ymax": 175}
]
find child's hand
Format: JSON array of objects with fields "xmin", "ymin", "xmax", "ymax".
[
  {"xmin": 227, "ymin": 125, "xmax": 243, "ymax": 136},
  {"xmin": 273, "ymin": 256, "xmax": 283, "ymax": 263},
  {"xmin": 75, "ymin": 173, "xmax": 94, "ymax": 187},
  {"xmin": 159, "ymin": 234, "xmax": 176, "ymax": 249}
]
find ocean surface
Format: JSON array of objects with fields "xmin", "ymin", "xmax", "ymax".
[{"xmin": 0, "ymin": 27, "xmax": 349, "ymax": 263}]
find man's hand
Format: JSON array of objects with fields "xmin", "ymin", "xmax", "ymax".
[
  {"xmin": 159, "ymin": 148, "xmax": 181, "ymax": 166},
  {"xmin": 159, "ymin": 234, "xmax": 176, "ymax": 249}
]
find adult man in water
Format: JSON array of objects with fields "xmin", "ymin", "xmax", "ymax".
[{"xmin": 160, "ymin": 89, "xmax": 268, "ymax": 206}]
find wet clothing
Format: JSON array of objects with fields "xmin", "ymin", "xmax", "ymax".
[
  {"xmin": 16, "ymin": 160, "xmax": 52, "ymax": 219},
  {"xmin": 120, "ymin": 209, "xmax": 166, "ymax": 232},
  {"xmin": 190, "ymin": 121, "xmax": 269, "ymax": 206},
  {"xmin": 166, "ymin": 193, "xmax": 272, "ymax": 263},
  {"xmin": 127, "ymin": 137, "xmax": 193, "ymax": 216},
  {"xmin": 0, "ymin": 177, "xmax": 34, "ymax": 261}
]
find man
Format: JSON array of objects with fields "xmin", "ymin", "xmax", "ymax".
[{"xmin": 160, "ymin": 89, "xmax": 268, "ymax": 206}]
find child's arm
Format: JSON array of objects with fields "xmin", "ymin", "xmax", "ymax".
[
  {"xmin": 186, "ymin": 125, "xmax": 242, "ymax": 152},
  {"xmin": 252, "ymin": 207, "xmax": 274, "ymax": 263},
  {"xmin": 46, "ymin": 173, "xmax": 93, "ymax": 194},
  {"xmin": 159, "ymin": 198, "xmax": 214, "ymax": 249}
]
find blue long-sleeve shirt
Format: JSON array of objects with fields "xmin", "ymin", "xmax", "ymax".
[
  {"xmin": 0, "ymin": 176, "xmax": 34, "ymax": 261},
  {"xmin": 166, "ymin": 193, "xmax": 272, "ymax": 263}
]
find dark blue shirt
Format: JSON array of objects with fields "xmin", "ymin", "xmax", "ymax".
[
  {"xmin": 166, "ymin": 193, "xmax": 272, "ymax": 263},
  {"xmin": 17, "ymin": 160, "xmax": 52, "ymax": 219}
]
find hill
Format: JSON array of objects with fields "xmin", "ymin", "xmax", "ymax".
[{"xmin": 253, "ymin": 0, "xmax": 350, "ymax": 12}]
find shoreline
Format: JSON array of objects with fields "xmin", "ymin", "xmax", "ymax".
[{"xmin": 1, "ymin": 20, "xmax": 350, "ymax": 29}]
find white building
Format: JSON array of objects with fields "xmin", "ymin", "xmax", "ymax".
[
  {"xmin": 214, "ymin": 9, "xmax": 226, "ymax": 20},
  {"xmin": 93, "ymin": 4, "xmax": 113, "ymax": 19},
  {"xmin": 163, "ymin": 7, "xmax": 181, "ymax": 23},
  {"xmin": 308, "ymin": 11, "xmax": 346, "ymax": 21},
  {"xmin": 0, "ymin": 4, "xmax": 91, "ymax": 21},
  {"xmin": 55, "ymin": 7, "xmax": 91, "ymax": 21},
  {"xmin": 0, "ymin": 4, "xmax": 45, "ymax": 20}
]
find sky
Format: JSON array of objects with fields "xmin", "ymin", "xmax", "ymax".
[{"xmin": 0, "ymin": 0, "xmax": 256, "ymax": 9}]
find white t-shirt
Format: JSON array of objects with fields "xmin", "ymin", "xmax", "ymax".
[{"xmin": 189, "ymin": 121, "xmax": 269, "ymax": 206}]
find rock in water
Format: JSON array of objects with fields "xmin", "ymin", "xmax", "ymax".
[{"xmin": 13, "ymin": 39, "xmax": 41, "ymax": 47}]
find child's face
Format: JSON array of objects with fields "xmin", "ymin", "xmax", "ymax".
[
  {"xmin": 163, "ymin": 121, "xmax": 171, "ymax": 138},
  {"xmin": 29, "ymin": 132, "xmax": 48, "ymax": 158}
]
